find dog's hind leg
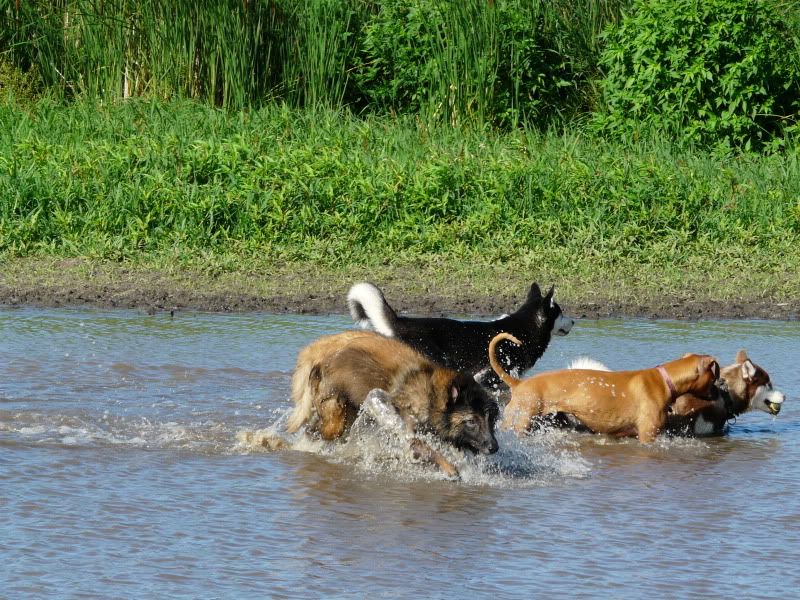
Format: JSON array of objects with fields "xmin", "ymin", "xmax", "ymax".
[{"xmin": 313, "ymin": 391, "xmax": 348, "ymax": 440}]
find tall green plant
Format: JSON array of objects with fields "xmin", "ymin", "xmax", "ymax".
[
  {"xmin": 280, "ymin": 0, "xmax": 365, "ymax": 109},
  {"xmin": 0, "ymin": 0, "xmax": 286, "ymax": 107},
  {"xmin": 355, "ymin": 0, "xmax": 625, "ymax": 129}
]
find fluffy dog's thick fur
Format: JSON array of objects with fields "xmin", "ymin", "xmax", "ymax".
[
  {"xmin": 347, "ymin": 281, "xmax": 574, "ymax": 387},
  {"xmin": 489, "ymin": 332, "xmax": 719, "ymax": 443},
  {"xmin": 287, "ymin": 331, "xmax": 499, "ymax": 475}
]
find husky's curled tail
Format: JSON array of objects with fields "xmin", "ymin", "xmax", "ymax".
[
  {"xmin": 347, "ymin": 282, "xmax": 397, "ymax": 337},
  {"xmin": 567, "ymin": 357, "xmax": 611, "ymax": 371}
]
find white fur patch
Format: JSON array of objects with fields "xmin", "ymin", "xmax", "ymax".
[
  {"xmin": 693, "ymin": 414, "xmax": 716, "ymax": 436},
  {"xmin": 751, "ymin": 385, "xmax": 785, "ymax": 413},
  {"xmin": 347, "ymin": 282, "xmax": 395, "ymax": 337},
  {"xmin": 567, "ymin": 357, "xmax": 611, "ymax": 371},
  {"xmin": 473, "ymin": 366, "xmax": 493, "ymax": 383}
]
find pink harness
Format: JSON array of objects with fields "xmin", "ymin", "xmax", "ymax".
[{"xmin": 657, "ymin": 365, "xmax": 678, "ymax": 399}]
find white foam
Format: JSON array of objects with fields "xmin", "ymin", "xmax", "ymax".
[{"xmin": 237, "ymin": 404, "xmax": 591, "ymax": 488}]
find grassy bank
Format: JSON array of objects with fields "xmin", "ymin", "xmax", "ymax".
[{"xmin": 1, "ymin": 97, "xmax": 800, "ymax": 314}]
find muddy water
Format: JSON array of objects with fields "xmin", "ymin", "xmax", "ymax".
[{"xmin": 2, "ymin": 308, "xmax": 799, "ymax": 598}]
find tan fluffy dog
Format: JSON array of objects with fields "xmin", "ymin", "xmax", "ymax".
[
  {"xmin": 489, "ymin": 333, "xmax": 719, "ymax": 443},
  {"xmin": 286, "ymin": 330, "xmax": 499, "ymax": 478}
]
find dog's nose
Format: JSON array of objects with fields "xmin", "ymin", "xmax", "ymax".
[{"xmin": 486, "ymin": 437, "xmax": 499, "ymax": 454}]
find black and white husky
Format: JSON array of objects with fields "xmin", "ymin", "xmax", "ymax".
[{"xmin": 347, "ymin": 281, "xmax": 575, "ymax": 387}]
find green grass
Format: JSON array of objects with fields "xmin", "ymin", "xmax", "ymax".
[{"xmin": 1, "ymin": 97, "xmax": 799, "ymax": 308}]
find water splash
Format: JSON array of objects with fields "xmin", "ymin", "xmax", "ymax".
[{"xmin": 236, "ymin": 403, "xmax": 592, "ymax": 488}]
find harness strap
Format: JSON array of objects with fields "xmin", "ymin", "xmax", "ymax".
[
  {"xmin": 717, "ymin": 378, "xmax": 735, "ymax": 420},
  {"xmin": 657, "ymin": 365, "xmax": 678, "ymax": 400}
]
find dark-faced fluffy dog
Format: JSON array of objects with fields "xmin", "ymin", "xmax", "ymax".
[
  {"xmin": 347, "ymin": 281, "xmax": 574, "ymax": 388},
  {"xmin": 286, "ymin": 330, "xmax": 499, "ymax": 478}
]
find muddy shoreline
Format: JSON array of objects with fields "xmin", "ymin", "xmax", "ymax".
[{"xmin": 2, "ymin": 258, "xmax": 797, "ymax": 321}]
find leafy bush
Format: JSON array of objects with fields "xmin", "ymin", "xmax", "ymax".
[
  {"xmin": 595, "ymin": 0, "xmax": 800, "ymax": 150},
  {"xmin": 0, "ymin": 59, "xmax": 41, "ymax": 102}
]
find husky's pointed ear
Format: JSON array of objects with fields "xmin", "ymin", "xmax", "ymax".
[
  {"xmin": 741, "ymin": 359, "xmax": 756, "ymax": 382},
  {"xmin": 544, "ymin": 285, "xmax": 555, "ymax": 307},
  {"xmin": 527, "ymin": 282, "xmax": 542, "ymax": 302},
  {"xmin": 736, "ymin": 349, "xmax": 749, "ymax": 364}
]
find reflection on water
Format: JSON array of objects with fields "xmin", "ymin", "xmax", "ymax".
[{"xmin": 1, "ymin": 307, "xmax": 799, "ymax": 598}]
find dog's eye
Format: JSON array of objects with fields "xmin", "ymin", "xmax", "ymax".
[{"xmin": 464, "ymin": 419, "xmax": 478, "ymax": 430}]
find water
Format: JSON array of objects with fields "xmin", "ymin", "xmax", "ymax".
[{"xmin": 2, "ymin": 307, "xmax": 799, "ymax": 598}]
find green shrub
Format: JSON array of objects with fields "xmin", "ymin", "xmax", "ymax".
[
  {"xmin": 595, "ymin": 0, "xmax": 800, "ymax": 150},
  {"xmin": 0, "ymin": 59, "xmax": 41, "ymax": 102}
]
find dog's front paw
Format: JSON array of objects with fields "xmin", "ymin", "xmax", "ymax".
[{"xmin": 410, "ymin": 438, "xmax": 460, "ymax": 480}]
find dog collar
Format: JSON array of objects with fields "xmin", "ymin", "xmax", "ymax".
[
  {"xmin": 717, "ymin": 378, "xmax": 734, "ymax": 419},
  {"xmin": 657, "ymin": 365, "xmax": 678, "ymax": 399}
]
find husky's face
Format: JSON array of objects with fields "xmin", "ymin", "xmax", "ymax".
[
  {"xmin": 751, "ymin": 382, "xmax": 785, "ymax": 416},
  {"xmin": 723, "ymin": 351, "xmax": 785, "ymax": 416},
  {"xmin": 445, "ymin": 375, "xmax": 500, "ymax": 454},
  {"xmin": 532, "ymin": 285, "xmax": 574, "ymax": 337},
  {"xmin": 739, "ymin": 361, "xmax": 784, "ymax": 415}
]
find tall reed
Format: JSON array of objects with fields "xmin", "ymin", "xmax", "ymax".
[{"xmin": 0, "ymin": 0, "xmax": 627, "ymax": 124}]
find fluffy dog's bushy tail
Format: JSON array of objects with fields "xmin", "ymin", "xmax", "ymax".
[
  {"xmin": 286, "ymin": 357, "xmax": 321, "ymax": 434},
  {"xmin": 488, "ymin": 332, "xmax": 523, "ymax": 388},
  {"xmin": 347, "ymin": 282, "xmax": 397, "ymax": 337}
]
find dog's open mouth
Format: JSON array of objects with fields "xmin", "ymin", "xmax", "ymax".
[{"xmin": 765, "ymin": 400, "xmax": 782, "ymax": 416}]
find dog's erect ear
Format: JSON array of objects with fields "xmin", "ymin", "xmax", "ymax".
[
  {"xmin": 527, "ymin": 283, "xmax": 542, "ymax": 302},
  {"xmin": 449, "ymin": 374, "xmax": 471, "ymax": 405},
  {"xmin": 741, "ymin": 359, "xmax": 756, "ymax": 382},
  {"xmin": 698, "ymin": 356, "xmax": 719, "ymax": 379},
  {"xmin": 449, "ymin": 373, "xmax": 483, "ymax": 405},
  {"xmin": 544, "ymin": 285, "xmax": 555, "ymax": 308},
  {"xmin": 736, "ymin": 349, "xmax": 749, "ymax": 364}
]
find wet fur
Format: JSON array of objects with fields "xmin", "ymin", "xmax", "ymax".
[
  {"xmin": 489, "ymin": 333, "xmax": 719, "ymax": 443},
  {"xmin": 287, "ymin": 331, "xmax": 499, "ymax": 459},
  {"xmin": 347, "ymin": 282, "xmax": 574, "ymax": 388},
  {"xmin": 667, "ymin": 350, "xmax": 785, "ymax": 436}
]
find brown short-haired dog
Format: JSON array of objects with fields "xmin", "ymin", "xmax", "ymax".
[
  {"xmin": 287, "ymin": 330, "xmax": 499, "ymax": 478},
  {"xmin": 489, "ymin": 332, "xmax": 719, "ymax": 443}
]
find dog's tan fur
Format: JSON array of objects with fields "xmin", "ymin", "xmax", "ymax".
[
  {"xmin": 287, "ymin": 330, "xmax": 498, "ymax": 478},
  {"xmin": 489, "ymin": 333, "xmax": 719, "ymax": 443}
]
